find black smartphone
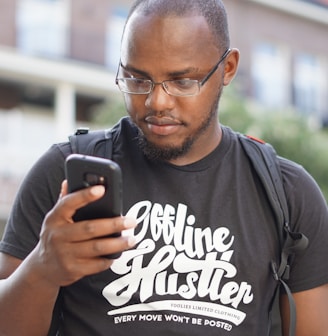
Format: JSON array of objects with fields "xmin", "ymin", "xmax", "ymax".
[{"xmin": 65, "ymin": 154, "xmax": 123, "ymax": 258}]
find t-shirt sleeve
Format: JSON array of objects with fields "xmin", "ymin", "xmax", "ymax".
[
  {"xmin": 0, "ymin": 143, "xmax": 71, "ymax": 260},
  {"xmin": 280, "ymin": 158, "xmax": 328, "ymax": 292}
]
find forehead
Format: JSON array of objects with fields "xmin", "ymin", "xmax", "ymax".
[{"xmin": 121, "ymin": 13, "xmax": 219, "ymax": 71}]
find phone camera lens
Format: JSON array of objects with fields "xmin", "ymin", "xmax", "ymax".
[{"xmin": 84, "ymin": 173, "xmax": 106, "ymax": 186}]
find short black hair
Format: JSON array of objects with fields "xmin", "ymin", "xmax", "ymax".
[{"xmin": 126, "ymin": 0, "xmax": 230, "ymax": 51}]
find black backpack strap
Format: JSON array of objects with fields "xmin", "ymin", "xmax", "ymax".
[
  {"xmin": 69, "ymin": 127, "xmax": 113, "ymax": 158},
  {"xmin": 238, "ymin": 134, "xmax": 308, "ymax": 336}
]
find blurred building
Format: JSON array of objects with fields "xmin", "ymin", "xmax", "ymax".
[
  {"xmin": 0, "ymin": 0, "xmax": 328, "ymax": 233},
  {"xmin": 226, "ymin": 0, "xmax": 328, "ymax": 125},
  {"xmin": 303, "ymin": 0, "xmax": 328, "ymax": 6}
]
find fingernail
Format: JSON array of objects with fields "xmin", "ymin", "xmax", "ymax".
[
  {"xmin": 123, "ymin": 217, "xmax": 137, "ymax": 229},
  {"xmin": 90, "ymin": 185, "xmax": 105, "ymax": 196},
  {"xmin": 127, "ymin": 236, "xmax": 136, "ymax": 248}
]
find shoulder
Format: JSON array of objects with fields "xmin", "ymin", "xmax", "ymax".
[
  {"xmin": 278, "ymin": 156, "xmax": 326, "ymax": 205},
  {"xmin": 29, "ymin": 142, "xmax": 72, "ymax": 174}
]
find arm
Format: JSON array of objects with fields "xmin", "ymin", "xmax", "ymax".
[
  {"xmin": 0, "ymin": 252, "xmax": 60, "ymax": 336},
  {"xmin": 278, "ymin": 159, "xmax": 328, "ymax": 335},
  {"xmin": 0, "ymin": 182, "xmax": 136, "ymax": 336},
  {"xmin": 281, "ymin": 284, "xmax": 328, "ymax": 336}
]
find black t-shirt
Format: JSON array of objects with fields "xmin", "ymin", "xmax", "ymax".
[{"xmin": 1, "ymin": 117, "xmax": 328, "ymax": 335}]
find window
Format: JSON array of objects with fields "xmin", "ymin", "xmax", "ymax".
[
  {"xmin": 105, "ymin": 7, "xmax": 128, "ymax": 71},
  {"xmin": 16, "ymin": 0, "xmax": 69, "ymax": 58},
  {"xmin": 293, "ymin": 53, "xmax": 326, "ymax": 119},
  {"xmin": 251, "ymin": 43, "xmax": 290, "ymax": 109}
]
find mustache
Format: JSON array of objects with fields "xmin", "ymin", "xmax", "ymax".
[{"xmin": 144, "ymin": 112, "xmax": 184, "ymax": 126}]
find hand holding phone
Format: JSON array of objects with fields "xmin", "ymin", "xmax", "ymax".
[{"xmin": 65, "ymin": 154, "xmax": 123, "ymax": 258}]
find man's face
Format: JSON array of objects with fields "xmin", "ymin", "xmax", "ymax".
[{"xmin": 120, "ymin": 13, "xmax": 227, "ymax": 164}]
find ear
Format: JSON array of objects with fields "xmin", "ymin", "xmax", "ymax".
[{"xmin": 223, "ymin": 48, "xmax": 240, "ymax": 86}]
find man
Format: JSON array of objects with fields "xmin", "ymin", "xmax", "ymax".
[{"xmin": 0, "ymin": 0, "xmax": 328, "ymax": 335}]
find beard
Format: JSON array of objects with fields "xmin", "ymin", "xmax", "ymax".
[{"xmin": 137, "ymin": 93, "xmax": 221, "ymax": 162}]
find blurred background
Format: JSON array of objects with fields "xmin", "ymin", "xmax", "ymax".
[{"xmin": 1, "ymin": 0, "xmax": 328, "ymax": 236}]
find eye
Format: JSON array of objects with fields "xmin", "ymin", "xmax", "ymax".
[
  {"xmin": 172, "ymin": 79, "xmax": 196, "ymax": 89},
  {"xmin": 133, "ymin": 78, "xmax": 148, "ymax": 84}
]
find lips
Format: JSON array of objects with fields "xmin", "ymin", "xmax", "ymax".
[{"xmin": 145, "ymin": 116, "xmax": 182, "ymax": 136}]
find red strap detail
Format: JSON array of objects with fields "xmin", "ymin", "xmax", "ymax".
[{"xmin": 246, "ymin": 135, "xmax": 266, "ymax": 144}]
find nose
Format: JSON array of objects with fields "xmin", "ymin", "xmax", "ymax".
[{"xmin": 145, "ymin": 83, "xmax": 175, "ymax": 112}]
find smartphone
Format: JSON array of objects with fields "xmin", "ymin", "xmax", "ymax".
[{"xmin": 65, "ymin": 154, "xmax": 123, "ymax": 258}]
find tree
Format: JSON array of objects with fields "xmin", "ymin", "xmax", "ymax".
[{"xmin": 220, "ymin": 85, "xmax": 328, "ymax": 201}]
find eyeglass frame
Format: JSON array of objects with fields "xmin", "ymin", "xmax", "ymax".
[{"xmin": 115, "ymin": 48, "xmax": 231, "ymax": 97}]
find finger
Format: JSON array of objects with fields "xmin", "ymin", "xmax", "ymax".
[
  {"xmin": 65, "ymin": 217, "xmax": 137, "ymax": 242},
  {"xmin": 55, "ymin": 185, "xmax": 106, "ymax": 221},
  {"xmin": 72, "ymin": 234, "xmax": 136, "ymax": 259},
  {"xmin": 58, "ymin": 180, "xmax": 67, "ymax": 199},
  {"xmin": 60, "ymin": 180, "xmax": 68, "ymax": 198}
]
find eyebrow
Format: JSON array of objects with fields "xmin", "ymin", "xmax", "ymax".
[{"xmin": 121, "ymin": 62, "xmax": 200, "ymax": 78}]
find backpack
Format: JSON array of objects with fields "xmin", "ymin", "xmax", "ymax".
[{"xmin": 67, "ymin": 127, "xmax": 309, "ymax": 336}]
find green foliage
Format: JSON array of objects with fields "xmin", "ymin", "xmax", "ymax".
[
  {"xmin": 220, "ymin": 85, "xmax": 328, "ymax": 202},
  {"xmin": 91, "ymin": 93, "xmax": 126, "ymax": 127}
]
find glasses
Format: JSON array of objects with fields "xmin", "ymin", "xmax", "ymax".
[{"xmin": 115, "ymin": 48, "xmax": 231, "ymax": 97}]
